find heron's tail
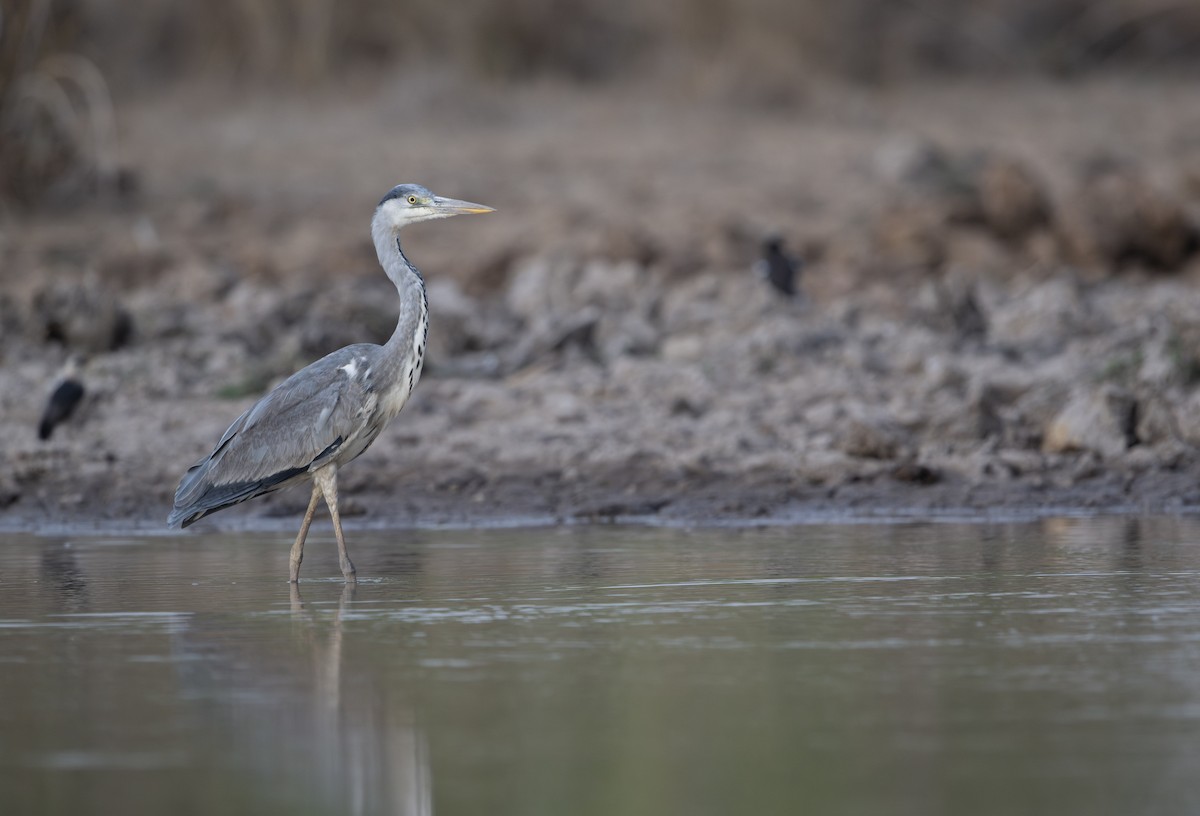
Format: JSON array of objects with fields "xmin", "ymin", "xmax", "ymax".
[
  {"xmin": 168, "ymin": 460, "xmax": 308, "ymax": 529},
  {"xmin": 166, "ymin": 504, "xmax": 198, "ymax": 529},
  {"xmin": 167, "ymin": 459, "xmax": 208, "ymax": 528}
]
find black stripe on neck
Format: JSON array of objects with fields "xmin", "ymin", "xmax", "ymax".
[{"xmin": 395, "ymin": 237, "xmax": 425, "ymax": 283}]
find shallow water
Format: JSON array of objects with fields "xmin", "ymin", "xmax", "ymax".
[{"xmin": 2, "ymin": 517, "xmax": 1200, "ymax": 815}]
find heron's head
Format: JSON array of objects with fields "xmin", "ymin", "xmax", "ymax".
[{"xmin": 374, "ymin": 183, "xmax": 494, "ymax": 232}]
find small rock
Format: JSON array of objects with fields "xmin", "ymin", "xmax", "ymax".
[
  {"xmin": 922, "ymin": 353, "xmax": 967, "ymax": 391},
  {"xmin": 425, "ymin": 278, "xmax": 516, "ymax": 364},
  {"xmin": 0, "ymin": 475, "xmax": 20, "ymax": 509},
  {"xmin": 995, "ymin": 449, "xmax": 1046, "ymax": 476},
  {"xmin": 0, "ymin": 293, "xmax": 24, "ymax": 342},
  {"xmin": 505, "ymin": 256, "xmax": 567, "ymax": 322},
  {"xmin": 1118, "ymin": 446, "xmax": 1165, "ymax": 473},
  {"xmin": 574, "ymin": 259, "xmax": 650, "ymax": 310},
  {"xmin": 796, "ymin": 450, "xmax": 873, "ymax": 486},
  {"xmin": 436, "ymin": 469, "xmax": 488, "ymax": 493},
  {"xmin": 544, "ymin": 392, "xmax": 586, "ymax": 423},
  {"xmin": 573, "ymin": 497, "xmax": 671, "ymax": 521},
  {"xmin": 1013, "ymin": 381, "xmax": 1072, "ymax": 432},
  {"xmin": 986, "ymin": 278, "xmax": 1087, "ymax": 351},
  {"xmin": 892, "ymin": 461, "xmax": 940, "ymax": 485},
  {"xmin": 876, "ymin": 141, "xmax": 1051, "ymax": 243},
  {"xmin": 873, "ymin": 205, "xmax": 946, "ymax": 270},
  {"xmin": 294, "ymin": 279, "xmax": 396, "ymax": 358},
  {"xmin": 596, "ymin": 310, "xmax": 659, "ymax": 361},
  {"xmin": 31, "ymin": 278, "xmax": 133, "ymax": 353},
  {"xmin": 1138, "ymin": 320, "xmax": 1200, "ymax": 389},
  {"xmin": 1060, "ymin": 158, "xmax": 1197, "ymax": 271},
  {"xmin": 1043, "ymin": 385, "xmax": 1137, "ymax": 459},
  {"xmin": 506, "ymin": 255, "xmax": 659, "ymax": 323},
  {"xmin": 967, "ymin": 153, "xmax": 1052, "ymax": 241},
  {"xmin": 874, "ymin": 138, "xmax": 975, "ymax": 218},
  {"xmin": 970, "ymin": 388, "xmax": 1006, "ymax": 441},
  {"xmin": 661, "ymin": 334, "xmax": 706, "ymax": 362},
  {"xmin": 837, "ymin": 417, "xmax": 906, "ymax": 460},
  {"xmin": 1170, "ymin": 390, "xmax": 1200, "ymax": 446},
  {"xmin": 669, "ymin": 395, "xmax": 707, "ymax": 418},
  {"xmin": 917, "ymin": 277, "xmax": 987, "ymax": 341},
  {"xmin": 1135, "ymin": 391, "xmax": 1180, "ymax": 446},
  {"xmin": 506, "ymin": 309, "xmax": 601, "ymax": 370}
]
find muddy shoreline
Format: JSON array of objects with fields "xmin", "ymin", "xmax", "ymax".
[
  {"xmin": 5, "ymin": 80, "xmax": 1200, "ymax": 532},
  {"xmin": 5, "ymin": 454, "xmax": 1200, "ymax": 534}
]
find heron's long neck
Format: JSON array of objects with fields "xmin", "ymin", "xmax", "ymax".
[{"xmin": 373, "ymin": 223, "xmax": 429, "ymax": 381}]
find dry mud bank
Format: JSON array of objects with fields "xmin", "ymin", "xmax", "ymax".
[{"xmin": 4, "ymin": 80, "xmax": 1200, "ymax": 528}]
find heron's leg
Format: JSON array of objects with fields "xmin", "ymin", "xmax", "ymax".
[
  {"xmin": 289, "ymin": 582, "xmax": 306, "ymax": 614},
  {"xmin": 289, "ymin": 485, "xmax": 321, "ymax": 583},
  {"xmin": 314, "ymin": 466, "xmax": 356, "ymax": 583}
]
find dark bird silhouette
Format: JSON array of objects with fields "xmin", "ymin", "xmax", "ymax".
[
  {"xmin": 755, "ymin": 236, "xmax": 802, "ymax": 298},
  {"xmin": 952, "ymin": 286, "xmax": 987, "ymax": 342},
  {"xmin": 38, "ymin": 356, "xmax": 85, "ymax": 440}
]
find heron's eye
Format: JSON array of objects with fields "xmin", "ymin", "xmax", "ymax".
[{"xmin": 407, "ymin": 195, "xmax": 418, "ymax": 205}]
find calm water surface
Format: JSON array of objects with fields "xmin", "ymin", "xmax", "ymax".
[{"xmin": 2, "ymin": 518, "xmax": 1200, "ymax": 815}]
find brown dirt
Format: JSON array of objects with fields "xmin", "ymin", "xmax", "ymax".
[{"xmin": 4, "ymin": 77, "xmax": 1200, "ymax": 530}]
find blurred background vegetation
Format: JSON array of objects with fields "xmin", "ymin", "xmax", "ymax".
[
  {"xmin": 5, "ymin": 0, "xmax": 1200, "ymax": 208},
  {"xmin": 7, "ymin": 0, "xmax": 1200, "ymax": 90}
]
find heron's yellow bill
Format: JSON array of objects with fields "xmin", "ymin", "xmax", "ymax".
[{"xmin": 433, "ymin": 196, "xmax": 495, "ymax": 215}]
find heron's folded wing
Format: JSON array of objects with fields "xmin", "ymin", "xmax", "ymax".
[
  {"xmin": 218, "ymin": 365, "xmax": 369, "ymax": 480},
  {"xmin": 173, "ymin": 354, "xmax": 370, "ymax": 510}
]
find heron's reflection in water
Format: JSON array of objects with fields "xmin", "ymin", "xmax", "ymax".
[
  {"xmin": 288, "ymin": 583, "xmax": 432, "ymax": 816},
  {"xmin": 175, "ymin": 584, "xmax": 432, "ymax": 816},
  {"xmin": 280, "ymin": 585, "xmax": 432, "ymax": 816}
]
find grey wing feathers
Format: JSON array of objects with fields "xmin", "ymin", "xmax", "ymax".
[{"xmin": 168, "ymin": 347, "xmax": 374, "ymax": 528}]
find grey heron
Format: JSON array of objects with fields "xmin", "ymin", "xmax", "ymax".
[{"xmin": 168, "ymin": 184, "xmax": 493, "ymax": 583}]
